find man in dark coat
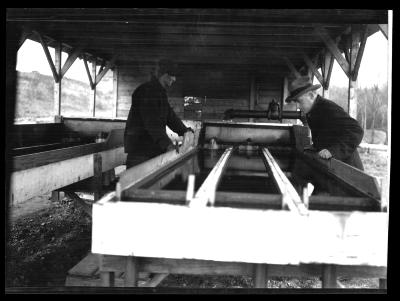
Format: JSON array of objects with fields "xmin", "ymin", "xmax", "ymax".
[
  {"xmin": 285, "ymin": 76, "xmax": 364, "ymax": 171},
  {"xmin": 124, "ymin": 59, "xmax": 194, "ymax": 168}
]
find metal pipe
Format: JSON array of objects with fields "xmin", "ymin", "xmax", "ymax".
[{"xmin": 223, "ymin": 109, "xmax": 303, "ymax": 120}]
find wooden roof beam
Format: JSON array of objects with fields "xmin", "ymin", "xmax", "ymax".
[
  {"xmin": 33, "ymin": 30, "xmax": 60, "ymax": 83},
  {"xmin": 314, "ymin": 25, "xmax": 351, "ymax": 79},
  {"xmin": 95, "ymin": 55, "xmax": 117, "ymax": 86},
  {"xmin": 378, "ymin": 24, "xmax": 388, "ymax": 39},
  {"xmin": 302, "ymin": 53, "xmax": 324, "ymax": 86},
  {"xmin": 281, "ymin": 57, "xmax": 301, "ymax": 79},
  {"xmin": 60, "ymin": 46, "xmax": 83, "ymax": 79}
]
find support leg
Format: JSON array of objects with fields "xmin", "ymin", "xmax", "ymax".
[
  {"xmin": 100, "ymin": 271, "xmax": 115, "ymax": 287},
  {"xmin": 51, "ymin": 191, "xmax": 60, "ymax": 202},
  {"xmin": 379, "ymin": 278, "xmax": 387, "ymax": 289},
  {"xmin": 253, "ymin": 264, "xmax": 268, "ymax": 288},
  {"xmin": 93, "ymin": 153, "xmax": 102, "ymax": 201},
  {"xmin": 322, "ymin": 264, "xmax": 337, "ymax": 288},
  {"xmin": 125, "ymin": 256, "xmax": 139, "ymax": 287}
]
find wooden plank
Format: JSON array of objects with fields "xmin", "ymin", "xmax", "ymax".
[
  {"xmin": 93, "ymin": 200, "xmax": 387, "ymax": 266},
  {"xmin": 309, "ymin": 195, "xmax": 380, "ymax": 212},
  {"xmin": 261, "ymin": 147, "xmax": 308, "ymax": 215},
  {"xmin": 188, "ymin": 146, "xmax": 233, "ymax": 207},
  {"xmin": 314, "ymin": 26, "xmax": 350, "ymax": 78},
  {"xmin": 60, "ymin": 47, "xmax": 83, "ymax": 79},
  {"xmin": 299, "ymin": 150, "xmax": 381, "ymax": 201},
  {"xmin": 34, "ymin": 31, "xmax": 59, "ymax": 82},
  {"xmin": 101, "ymin": 256, "xmax": 387, "ymax": 279},
  {"xmin": 118, "ymin": 147, "xmax": 197, "ymax": 192},
  {"xmin": 68, "ymin": 253, "xmax": 99, "ymax": 277},
  {"xmin": 302, "ymin": 53, "xmax": 324, "ymax": 86},
  {"xmin": 100, "ymin": 271, "xmax": 114, "ymax": 287},
  {"xmin": 124, "ymin": 189, "xmax": 282, "ymax": 209},
  {"xmin": 12, "ymin": 142, "xmax": 104, "ymax": 172},
  {"xmin": 142, "ymin": 273, "xmax": 169, "ymax": 287},
  {"xmin": 10, "ymin": 147, "xmax": 125, "ymax": 204}
]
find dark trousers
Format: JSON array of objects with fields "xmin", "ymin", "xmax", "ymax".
[{"xmin": 126, "ymin": 153, "xmax": 152, "ymax": 169}]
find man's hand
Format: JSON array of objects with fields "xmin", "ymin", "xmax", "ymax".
[
  {"xmin": 181, "ymin": 130, "xmax": 194, "ymax": 152},
  {"xmin": 166, "ymin": 143, "xmax": 179, "ymax": 154},
  {"xmin": 318, "ymin": 149, "xmax": 332, "ymax": 159}
]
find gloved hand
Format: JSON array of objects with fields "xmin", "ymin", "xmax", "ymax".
[{"xmin": 181, "ymin": 129, "xmax": 195, "ymax": 152}]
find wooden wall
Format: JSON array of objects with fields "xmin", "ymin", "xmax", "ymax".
[{"xmin": 116, "ymin": 63, "xmax": 289, "ymax": 123}]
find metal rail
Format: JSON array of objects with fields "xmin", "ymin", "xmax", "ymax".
[
  {"xmin": 261, "ymin": 147, "xmax": 308, "ymax": 215},
  {"xmin": 188, "ymin": 147, "xmax": 234, "ymax": 208}
]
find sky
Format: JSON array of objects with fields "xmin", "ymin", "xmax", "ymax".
[{"xmin": 16, "ymin": 31, "xmax": 389, "ymax": 89}]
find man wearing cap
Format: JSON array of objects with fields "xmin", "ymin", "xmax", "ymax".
[
  {"xmin": 124, "ymin": 59, "xmax": 194, "ymax": 168},
  {"xmin": 285, "ymin": 76, "xmax": 364, "ymax": 170}
]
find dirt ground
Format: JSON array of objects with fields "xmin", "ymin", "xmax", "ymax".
[{"xmin": 5, "ymin": 150, "xmax": 388, "ymax": 289}]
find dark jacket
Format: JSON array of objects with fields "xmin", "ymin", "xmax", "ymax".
[
  {"xmin": 124, "ymin": 77, "xmax": 188, "ymax": 157},
  {"xmin": 306, "ymin": 95, "xmax": 364, "ymax": 170}
]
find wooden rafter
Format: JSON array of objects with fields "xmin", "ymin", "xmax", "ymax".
[
  {"xmin": 314, "ymin": 26, "xmax": 350, "ymax": 79},
  {"xmin": 60, "ymin": 47, "xmax": 83, "ymax": 79},
  {"xmin": 322, "ymin": 50, "xmax": 334, "ymax": 89},
  {"xmin": 283, "ymin": 56, "xmax": 301, "ymax": 78},
  {"xmin": 378, "ymin": 24, "xmax": 388, "ymax": 39},
  {"xmin": 34, "ymin": 30, "xmax": 60, "ymax": 82},
  {"xmin": 18, "ymin": 29, "xmax": 32, "ymax": 50},
  {"xmin": 83, "ymin": 55, "xmax": 95, "ymax": 89},
  {"xmin": 261, "ymin": 147, "xmax": 308, "ymax": 215},
  {"xmin": 302, "ymin": 53, "xmax": 324, "ymax": 86},
  {"xmin": 95, "ymin": 55, "xmax": 117, "ymax": 86},
  {"xmin": 352, "ymin": 25, "xmax": 369, "ymax": 81}
]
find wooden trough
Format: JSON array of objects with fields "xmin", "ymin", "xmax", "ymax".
[{"xmin": 70, "ymin": 121, "xmax": 389, "ymax": 289}]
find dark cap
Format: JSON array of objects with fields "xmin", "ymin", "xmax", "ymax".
[{"xmin": 158, "ymin": 59, "xmax": 180, "ymax": 77}]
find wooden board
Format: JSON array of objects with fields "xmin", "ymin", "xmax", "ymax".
[
  {"xmin": 10, "ymin": 147, "xmax": 126, "ymax": 204},
  {"xmin": 100, "ymin": 254, "xmax": 386, "ymax": 279},
  {"xmin": 92, "ymin": 200, "xmax": 388, "ymax": 266}
]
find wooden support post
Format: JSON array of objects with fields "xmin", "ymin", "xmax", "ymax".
[
  {"xmin": 379, "ymin": 278, "xmax": 387, "ymax": 289},
  {"xmin": 51, "ymin": 191, "xmax": 60, "ymax": 202},
  {"xmin": 113, "ymin": 66, "xmax": 118, "ymax": 119},
  {"xmin": 98, "ymin": 254, "xmax": 115, "ymax": 287},
  {"xmin": 54, "ymin": 42, "xmax": 62, "ymax": 118},
  {"xmin": 253, "ymin": 264, "xmax": 268, "ymax": 288},
  {"xmin": 322, "ymin": 264, "xmax": 337, "ymax": 288},
  {"xmin": 125, "ymin": 256, "xmax": 139, "ymax": 287},
  {"xmin": 100, "ymin": 271, "xmax": 115, "ymax": 287},
  {"xmin": 249, "ymin": 76, "xmax": 256, "ymax": 122},
  {"xmin": 91, "ymin": 60, "xmax": 97, "ymax": 117},
  {"xmin": 93, "ymin": 153, "xmax": 102, "ymax": 202},
  {"xmin": 348, "ymin": 27, "xmax": 361, "ymax": 120}
]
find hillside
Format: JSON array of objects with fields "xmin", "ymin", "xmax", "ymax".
[{"xmin": 15, "ymin": 71, "xmax": 114, "ymax": 123}]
